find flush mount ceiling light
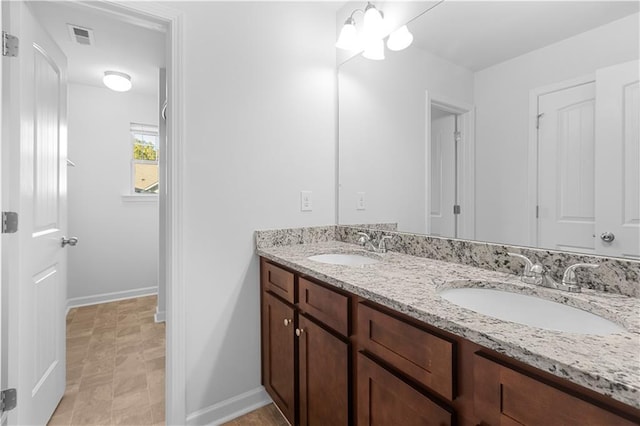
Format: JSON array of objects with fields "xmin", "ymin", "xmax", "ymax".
[
  {"xmin": 103, "ymin": 71, "xmax": 132, "ymax": 92},
  {"xmin": 335, "ymin": 2, "xmax": 413, "ymax": 59}
]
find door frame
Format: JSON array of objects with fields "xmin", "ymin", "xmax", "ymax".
[
  {"xmin": 424, "ymin": 91, "xmax": 475, "ymax": 239},
  {"xmin": 527, "ymin": 74, "xmax": 595, "ymax": 248},
  {"xmin": 1, "ymin": 0, "xmax": 186, "ymax": 423}
]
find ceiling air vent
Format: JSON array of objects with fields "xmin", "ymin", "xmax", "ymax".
[{"xmin": 67, "ymin": 24, "xmax": 94, "ymax": 46}]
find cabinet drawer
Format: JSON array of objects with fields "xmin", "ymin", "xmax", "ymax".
[
  {"xmin": 298, "ymin": 278, "xmax": 349, "ymax": 336},
  {"xmin": 474, "ymin": 352, "xmax": 640, "ymax": 426},
  {"xmin": 263, "ymin": 261, "xmax": 295, "ymax": 304},
  {"xmin": 357, "ymin": 352, "xmax": 453, "ymax": 426},
  {"xmin": 358, "ymin": 302, "xmax": 454, "ymax": 400}
]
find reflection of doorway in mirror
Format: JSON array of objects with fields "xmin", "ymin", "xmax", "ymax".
[
  {"xmin": 534, "ymin": 61, "xmax": 640, "ymax": 259},
  {"xmin": 430, "ymin": 108, "xmax": 457, "ymax": 238},
  {"xmin": 425, "ymin": 94, "xmax": 476, "ymax": 240}
]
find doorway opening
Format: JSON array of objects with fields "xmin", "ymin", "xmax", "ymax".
[{"xmin": 425, "ymin": 93, "xmax": 475, "ymax": 240}]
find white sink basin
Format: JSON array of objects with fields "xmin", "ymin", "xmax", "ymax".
[
  {"xmin": 308, "ymin": 253, "xmax": 380, "ymax": 266},
  {"xmin": 438, "ymin": 287, "xmax": 625, "ymax": 335}
]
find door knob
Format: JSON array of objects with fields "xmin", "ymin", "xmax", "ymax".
[
  {"xmin": 295, "ymin": 328, "xmax": 304, "ymax": 337},
  {"xmin": 283, "ymin": 319, "xmax": 292, "ymax": 327},
  {"xmin": 61, "ymin": 236, "xmax": 79, "ymax": 247},
  {"xmin": 600, "ymin": 232, "xmax": 615, "ymax": 243}
]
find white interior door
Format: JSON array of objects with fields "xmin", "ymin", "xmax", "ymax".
[
  {"xmin": 430, "ymin": 110, "xmax": 456, "ymax": 237},
  {"xmin": 595, "ymin": 60, "xmax": 640, "ymax": 259},
  {"xmin": 537, "ymin": 82, "xmax": 596, "ymax": 253},
  {"xmin": 9, "ymin": 2, "xmax": 68, "ymax": 424}
]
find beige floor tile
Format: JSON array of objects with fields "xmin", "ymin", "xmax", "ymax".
[
  {"xmin": 112, "ymin": 389, "xmax": 150, "ymax": 412},
  {"xmin": 79, "ymin": 372, "xmax": 113, "ymax": 391},
  {"xmin": 145, "ymin": 356, "xmax": 165, "ymax": 373},
  {"xmin": 67, "ymin": 366, "xmax": 84, "ymax": 387},
  {"xmin": 143, "ymin": 345, "xmax": 165, "ymax": 361},
  {"xmin": 70, "ymin": 400, "xmax": 112, "ymax": 425},
  {"xmin": 114, "ymin": 352, "xmax": 146, "ymax": 377},
  {"xmin": 114, "ymin": 372, "xmax": 148, "ymax": 397},
  {"xmin": 47, "ymin": 410, "xmax": 73, "ymax": 425},
  {"xmin": 82, "ymin": 357, "xmax": 115, "ymax": 377},
  {"xmin": 75, "ymin": 382, "xmax": 113, "ymax": 404},
  {"xmin": 117, "ymin": 312, "xmax": 139, "ymax": 325},
  {"xmin": 112, "ymin": 406, "xmax": 154, "ymax": 425},
  {"xmin": 116, "ymin": 324, "xmax": 141, "ymax": 336},
  {"xmin": 150, "ymin": 401, "xmax": 165, "ymax": 423},
  {"xmin": 116, "ymin": 340, "xmax": 145, "ymax": 356},
  {"xmin": 53, "ymin": 392, "xmax": 77, "ymax": 416}
]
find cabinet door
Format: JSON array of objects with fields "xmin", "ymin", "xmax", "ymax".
[
  {"xmin": 474, "ymin": 353, "xmax": 639, "ymax": 426},
  {"xmin": 262, "ymin": 292, "xmax": 296, "ymax": 424},
  {"xmin": 357, "ymin": 353, "xmax": 453, "ymax": 426},
  {"xmin": 298, "ymin": 315, "xmax": 349, "ymax": 426}
]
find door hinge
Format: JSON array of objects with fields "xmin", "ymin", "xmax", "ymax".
[
  {"xmin": 2, "ymin": 211, "xmax": 18, "ymax": 233},
  {"xmin": 536, "ymin": 113, "xmax": 544, "ymax": 129},
  {"xmin": 0, "ymin": 388, "xmax": 17, "ymax": 413},
  {"xmin": 453, "ymin": 205, "xmax": 461, "ymax": 215},
  {"xmin": 2, "ymin": 31, "xmax": 19, "ymax": 57},
  {"xmin": 454, "ymin": 131, "xmax": 461, "ymax": 143},
  {"xmin": 536, "ymin": 205, "xmax": 539, "ymax": 219}
]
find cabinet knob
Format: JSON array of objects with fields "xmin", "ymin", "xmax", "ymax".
[
  {"xmin": 283, "ymin": 318, "xmax": 292, "ymax": 327},
  {"xmin": 295, "ymin": 328, "xmax": 304, "ymax": 337}
]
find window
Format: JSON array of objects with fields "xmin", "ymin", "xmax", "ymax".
[{"xmin": 131, "ymin": 123, "xmax": 159, "ymax": 194}]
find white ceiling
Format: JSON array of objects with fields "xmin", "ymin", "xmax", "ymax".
[
  {"xmin": 410, "ymin": 1, "xmax": 640, "ymax": 71},
  {"xmin": 30, "ymin": 1, "xmax": 166, "ymax": 96}
]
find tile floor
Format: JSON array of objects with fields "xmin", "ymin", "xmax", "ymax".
[
  {"xmin": 222, "ymin": 404, "xmax": 289, "ymax": 426},
  {"xmin": 48, "ymin": 295, "xmax": 165, "ymax": 425}
]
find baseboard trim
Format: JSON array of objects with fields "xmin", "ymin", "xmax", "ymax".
[
  {"xmin": 154, "ymin": 309, "xmax": 166, "ymax": 323},
  {"xmin": 66, "ymin": 286, "xmax": 158, "ymax": 311},
  {"xmin": 186, "ymin": 387, "xmax": 272, "ymax": 426}
]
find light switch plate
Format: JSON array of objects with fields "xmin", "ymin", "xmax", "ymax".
[
  {"xmin": 301, "ymin": 191, "xmax": 312, "ymax": 212},
  {"xmin": 357, "ymin": 192, "xmax": 366, "ymax": 210}
]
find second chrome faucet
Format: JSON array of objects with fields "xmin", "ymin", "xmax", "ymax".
[
  {"xmin": 357, "ymin": 232, "xmax": 392, "ymax": 253},
  {"xmin": 507, "ymin": 252, "xmax": 599, "ymax": 293}
]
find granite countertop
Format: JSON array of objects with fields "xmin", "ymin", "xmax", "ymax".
[{"xmin": 257, "ymin": 241, "xmax": 640, "ymax": 409}]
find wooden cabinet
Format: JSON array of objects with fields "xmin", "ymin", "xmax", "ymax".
[
  {"xmin": 358, "ymin": 302, "xmax": 455, "ymax": 401},
  {"xmin": 298, "ymin": 315, "xmax": 349, "ymax": 426},
  {"xmin": 260, "ymin": 259, "xmax": 350, "ymax": 426},
  {"xmin": 473, "ymin": 352, "xmax": 639, "ymax": 426},
  {"xmin": 261, "ymin": 292, "xmax": 296, "ymax": 424},
  {"xmin": 259, "ymin": 257, "xmax": 640, "ymax": 426},
  {"xmin": 357, "ymin": 352, "xmax": 453, "ymax": 426}
]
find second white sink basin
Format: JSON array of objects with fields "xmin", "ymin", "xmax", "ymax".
[
  {"xmin": 308, "ymin": 253, "xmax": 380, "ymax": 266},
  {"xmin": 439, "ymin": 287, "xmax": 625, "ymax": 335}
]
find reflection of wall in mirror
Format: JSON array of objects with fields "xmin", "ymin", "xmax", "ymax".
[
  {"xmin": 339, "ymin": 46, "xmax": 473, "ymax": 234},
  {"xmin": 474, "ymin": 13, "xmax": 639, "ymax": 247}
]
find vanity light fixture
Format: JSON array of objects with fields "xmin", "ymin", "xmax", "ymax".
[
  {"xmin": 335, "ymin": 2, "xmax": 385, "ymax": 52},
  {"xmin": 363, "ymin": 38, "xmax": 385, "ymax": 60},
  {"xmin": 387, "ymin": 25, "xmax": 413, "ymax": 51},
  {"xmin": 103, "ymin": 71, "xmax": 132, "ymax": 92},
  {"xmin": 336, "ymin": 2, "xmax": 413, "ymax": 59}
]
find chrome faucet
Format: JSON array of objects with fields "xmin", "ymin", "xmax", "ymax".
[
  {"xmin": 357, "ymin": 232, "xmax": 392, "ymax": 253},
  {"xmin": 507, "ymin": 253, "xmax": 538, "ymax": 284},
  {"xmin": 507, "ymin": 252, "xmax": 599, "ymax": 293},
  {"xmin": 562, "ymin": 263, "xmax": 599, "ymax": 289}
]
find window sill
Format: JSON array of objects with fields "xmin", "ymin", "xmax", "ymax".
[{"xmin": 122, "ymin": 194, "xmax": 159, "ymax": 203}]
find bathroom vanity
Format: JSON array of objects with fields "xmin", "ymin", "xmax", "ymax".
[{"xmin": 256, "ymin": 229, "xmax": 640, "ymax": 426}]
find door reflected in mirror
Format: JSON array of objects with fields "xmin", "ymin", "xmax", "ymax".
[{"xmin": 338, "ymin": 1, "xmax": 640, "ymax": 259}]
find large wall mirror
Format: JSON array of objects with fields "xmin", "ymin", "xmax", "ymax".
[{"xmin": 338, "ymin": 1, "xmax": 640, "ymax": 259}]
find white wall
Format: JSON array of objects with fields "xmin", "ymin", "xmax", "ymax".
[
  {"xmin": 67, "ymin": 84, "xmax": 159, "ymax": 301},
  {"xmin": 339, "ymin": 47, "xmax": 473, "ymax": 233},
  {"xmin": 164, "ymin": 2, "xmax": 336, "ymax": 421},
  {"xmin": 474, "ymin": 13, "xmax": 639, "ymax": 246}
]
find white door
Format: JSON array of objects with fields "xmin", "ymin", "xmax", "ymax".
[
  {"xmin": 430, "ymin": 110, "xmax": 456, "ymax": 237},
  {"xmin": 8, "ymin": 2, "xmax": 68, "ymax": 424},
  {"xmin": 537, "ymin": 82, "xmax": 596, "ymax": 253},
  {"xmin": 595, "ymin": 60, "xmax": 640, "ymax": 259}
]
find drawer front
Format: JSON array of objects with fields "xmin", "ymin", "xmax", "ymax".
[
  {"xmin": 358, "ymin": 302, "xmax": 454, "ymax": 400},
  {"xmin": 357, "ymin": 352, "xmax": 453, "ymax": 426},
  {"xmin": 263, "ymin": 261, "xmax": 295, "ymax": 304},
  {"xmin": 474, "ymin": 353, "xmax": 640, "ymax": 426},
  {"xmin": 298, "ymin": 278, "xmax": 349, "ymax": 336}
]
